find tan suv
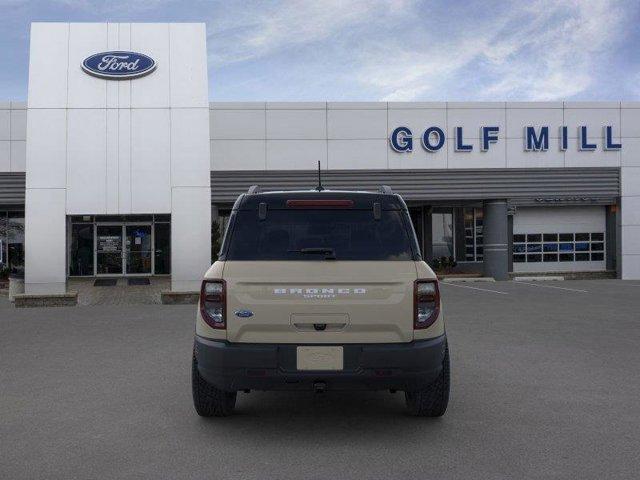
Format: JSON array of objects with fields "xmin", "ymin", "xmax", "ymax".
[{"xmin": 192, "ymin": 186, "xmax": 449, "ymax": 416}]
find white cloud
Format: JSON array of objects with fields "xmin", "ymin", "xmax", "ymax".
[
  {"xmin": 359, "ymin": 0, "xmax": 627, "ymax": 101},
  {"xmin": 16, "ymin": 0, "xmax": 176, "ymax": 11},
  {"xmin": 479, "ymin": 0, "xmax": 625, "ymax": 100},
  {"xmin": 208, "ymin": 0, "xmax": 629, "ymax": 101},
  {"xmin": 208, "ymin": 0, "xmax": 414, "ymax": 66},
  {"xmin": 5, "ymin": 0, "xmax": 630, "ymax": 101}
]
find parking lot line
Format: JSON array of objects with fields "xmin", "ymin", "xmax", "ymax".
[
  {"xmin": 441, "ymin": 282, "xmax": 509, "ymax": 295},
  {"xmin": 513, "ymin": 281, "xmax": 588, "ymax": 293}
]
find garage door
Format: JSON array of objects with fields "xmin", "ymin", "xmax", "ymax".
[{"xmin": 513, "ymin": 206, "xmax": 606, "ymax": 273}]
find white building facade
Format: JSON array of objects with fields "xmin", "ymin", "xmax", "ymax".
[
  {"xmin": 23, "ymin": 22, "xmax": 211, "ymax": 294},
  {"xmin": 1, "ymin": 22, "xmax": 639, "ymax": 295}
]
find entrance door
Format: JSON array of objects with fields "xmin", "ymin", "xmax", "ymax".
[
  {"xmin": 125, "ymin": 225, "xmax": 152, "ymax": 275},
  {"xmin": 96, "ymin": 225, "xmax": 124, "ymax": 275}
]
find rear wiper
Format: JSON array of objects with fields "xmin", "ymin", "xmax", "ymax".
[{"xmin": 288, "ymin": 247, "xmax": 337, "ymax": 260}]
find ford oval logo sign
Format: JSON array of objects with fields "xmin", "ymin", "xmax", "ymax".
[
  {"xmin": 234, "ymin": 310, "xmax": 254, "ymax": 318},
  {"xmin": 82, "ymin": 51, "xmax": 156, "ymax": 80}
]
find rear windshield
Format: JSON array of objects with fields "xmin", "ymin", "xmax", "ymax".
[{"xmin": 224, "ymin": 209, "xmax": 416, "ymax": 261}]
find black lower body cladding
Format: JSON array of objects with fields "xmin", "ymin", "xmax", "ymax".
[{"xmin": 194, "ymin": 335, "xmax": 447, "ymax": 392}]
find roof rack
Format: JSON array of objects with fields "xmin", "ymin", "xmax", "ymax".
[
  {"xmin": 379, "ymin": 185, "xmax": 393, "ymax": 195},
  {"xmin": 247, "ymin": 185, "xmax": 261, "ymax": 194}
]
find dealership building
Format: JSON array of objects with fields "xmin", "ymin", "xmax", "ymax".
[{"xmin": 1, "ymin": 22, "xmax": 640, "ymax": 298}]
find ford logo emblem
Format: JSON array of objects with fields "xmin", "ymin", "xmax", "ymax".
[
  {"xmin": 234, "ymin": 310, "xmax": 254, "ymax": 318},
  {"xmin": 82, "ymin": 51, "xmax": 156, "ymax": 80}
]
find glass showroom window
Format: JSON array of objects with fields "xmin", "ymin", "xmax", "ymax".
[
  {"xmin": 463, "ymin": 208, "xmax": 483, "ymax": 262},
  {"xmin": 212, "ymin": 214, "xmax": 230, "ymax": 262},
  {"xmin": 68, "ymin": 214, "xmax": 172, "ymax": 276},
  {"xmin": 154, "ymin": 216, "xmax": 171, "ymax": 275},
  {"xmin": 432, "ymin": 210, "xmax": 454, "ymax": 258},
  {"xmin": 70, "ymin": 222, "xmax": 95, "ymax": 276},
  {"xmin": 513, "ymin": 232, "xmax": 605, "ymax": 263},
  {"xmin": 7, "ymin": 212, "xmax": 25, "ymax": 274},
  {"xmin": 0, "ymin": 211, "xmax": 7, "ymax": 273}
]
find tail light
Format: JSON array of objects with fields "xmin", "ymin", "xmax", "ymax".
[
  {"xmin": 200, "ymin": 280, "xmax": 226, "ymax": 329},
  {"xmin": 414, "ymin": 280, "xmax": 440, "ymax": 329}
]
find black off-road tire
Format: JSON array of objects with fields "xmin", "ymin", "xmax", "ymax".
[
  {"xmin": 404, "ymin": 343, "xmax": 450, "ymax": 417},
  {"xmin": 192, "ymin": 354, "xmax": 237, "ymax": 417}
]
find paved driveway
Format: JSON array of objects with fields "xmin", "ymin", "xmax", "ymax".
[{"xmin": 1, "ymin": 280, "xmax": 639, "ymax": 479}]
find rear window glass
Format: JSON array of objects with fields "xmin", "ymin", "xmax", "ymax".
[{"xmin": 225, "ymin": 209, "xmax": 415, "ymax": 261}]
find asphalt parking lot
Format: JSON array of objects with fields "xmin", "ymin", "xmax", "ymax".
[{"xmin": 1, "ymin": 279, "xmax": 639, "ymax": 480}]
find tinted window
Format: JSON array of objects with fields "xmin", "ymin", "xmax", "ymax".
[{"xmin": 225, "ymin": 210, "xmax": 415, "ymax": 260}]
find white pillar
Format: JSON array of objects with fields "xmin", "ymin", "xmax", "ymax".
[
  {"xmin": 24, "ymin": 189, "xmax": 66, "ymax": 294},
  {"xmin": 167, "ymin": 24, "xmax": 211, "ymax": 292},
  {"xmin": 171, "ymin": 186, "xmax": 211, "ymax": 292},
  {"xmin": 621, "ymin": 166, "xmax": 640, "ymax": 279}
]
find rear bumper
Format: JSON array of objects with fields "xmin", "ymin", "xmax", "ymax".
[{"xmin": 194, "ymin": 334, "xmax": 447, "ymax": 392}]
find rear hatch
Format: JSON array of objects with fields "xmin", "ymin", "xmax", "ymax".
[
  {"xmin": 220, "ymin": 192, "xmax": 420, "ymax": 344},
  {"xmin": 224, "ymin": 261, "xmax": 417, "ymax": 343}
]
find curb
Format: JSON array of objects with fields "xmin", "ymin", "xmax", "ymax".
[
  {"xmin": 161, "ymin": 291, "xmax": 199, "ymax": 305},
  {"xmin": 442, "ymin": 277, "xmax": 496, "ymax": 283},
  {"xmin": 13, "ymin": 291, "xmax": 78, "ymax": 308},
  {"xmin": 514, "ymin": 276, "xmax": 565, "ymax": 282}
]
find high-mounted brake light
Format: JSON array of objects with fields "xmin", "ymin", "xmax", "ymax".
[
  {"xmin": 286, "ymin": 199, "xmax": 354, "ymax": 208},
  {"xmin": 414, "ymin": 280, "xmax": 440, "ymax": 329},
  {"xmin": 200, "ymin": 279, "xmax": 226, "ymax": 329}
]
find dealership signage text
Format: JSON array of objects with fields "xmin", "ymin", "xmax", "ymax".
[{"xmin": 389, "ymin": 126, "xmax": 622, "ymax": 152}]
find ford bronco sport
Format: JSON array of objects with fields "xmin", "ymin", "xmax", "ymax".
[{"xmin": 192, "ymin": 186, "xmax": 449, "ymax": 417}]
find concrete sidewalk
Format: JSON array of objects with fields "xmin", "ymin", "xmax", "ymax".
[{"xmin": 69, "ymin": 277, "xmax": 170, "ymax": 306}]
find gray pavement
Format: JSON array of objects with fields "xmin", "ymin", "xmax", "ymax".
[{"xmin": 1, "ymin": 279, "xmax": 639, "ymax": 479}]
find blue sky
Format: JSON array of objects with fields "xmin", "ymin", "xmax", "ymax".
[{"xmin": 1, "ymin": 0, "xmax": 639, "ymax": 101}]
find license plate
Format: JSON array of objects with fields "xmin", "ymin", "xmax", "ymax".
[{"xmin": 296, "ymin": 346, "xmax": 344, "ymax": 371}]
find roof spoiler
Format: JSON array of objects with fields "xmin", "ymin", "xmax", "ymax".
[{"xmin": 247, "ymin": 184, "xmax": 392, "ymax": 195}]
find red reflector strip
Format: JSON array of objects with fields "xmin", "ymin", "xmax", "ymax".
[{"xmin": 286, "ymin": 199, "xmax": 354, "ymax": 208}]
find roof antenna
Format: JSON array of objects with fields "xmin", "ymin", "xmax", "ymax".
[{"xmin": 316, "ymin": 160, "xmax": 324, "ymax": 191}]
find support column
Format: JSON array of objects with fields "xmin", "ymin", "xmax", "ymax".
[
  {"xmin": 606, "ymin": 204, "xmax": 617, "ymax": 273},
  {"xmin": 507, "ymin": 213, "xmax": 514, "ymax": 274},
  {"xmin": 483, "ymin": 200, "xmax": 509, "ymax": 280},
  {"xmin": 454, "ymin": 207, "xmax": 466, "ymax": 262},
  {"xmin": 171, "ymin": 187, "xmax": 212, "ymax": 292},
  {"xmin": 616, "ymin": 202, "xmax": 622, "ymax": 279},
  {"xmin": 621, "ymin": 166, "xmax": 640, "ymax": 279},
  {"xmin": 24, "ymin": 189, "xmax": 67, "ymax": 294}
]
